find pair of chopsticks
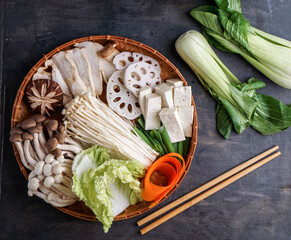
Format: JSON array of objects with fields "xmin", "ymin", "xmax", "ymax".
[{"xmin": 137, "ymin": 145, "xmax": 281, "ymax": 235}]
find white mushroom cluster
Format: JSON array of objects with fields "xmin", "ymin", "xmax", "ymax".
[{"xmin": 10, "ymin": 114, "xmax": 83, "ymax": 207}]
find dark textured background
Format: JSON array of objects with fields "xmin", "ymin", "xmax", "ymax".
[{"xmin": 1, "ymin": 0, "xmax": 291, "ymax": 239}]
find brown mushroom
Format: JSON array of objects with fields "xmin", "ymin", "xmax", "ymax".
[
  {"xmin": 57, "ymin": 124, "xmax": 65, "ymax": 133},
  {"xmin": 22, "ymin": 119, "xmax": 36, "ymax": 130},
  {"xmin": 55, "ymin": 132, "xmax": 65, "ymax": 144},
  {"xmin": 31, "ymin": 114, "xmax": 46, "ymax": 123},
  {"xmin": 10, "ymin": 127, "xmax": 24, "ymax": 135},
  {"xmin": 46, "ymin": 137, "xmax": 82, "ymax": 154},
  {"xmin": 10, "ymin": 133, "xmax": 32, "ymax": 170},
  {"xmin": 98, "ymin": 42, "xmax": 117, "ymax": 58},
  {"xmin": 25, "ymin": 79, "xmax": 63, "ymax": 116},
  {"xmin": 22, "ymin": 132, "xmax": 38, "ymax": 166},
  {"xmin": 28, "ymin": 127, "xmax": 46, "ymax": 160},
  {"xmin": 53, "ymin": 148, "xmax": 62, "ymax": 157},
  {"xmin": 46, "ymin": 120, "xmax": 58, "ymax": 138}
]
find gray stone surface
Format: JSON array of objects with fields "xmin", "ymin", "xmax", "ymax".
[{"xmin": 1, "ymin": 0, "xmax": 291, "ymax": 239}]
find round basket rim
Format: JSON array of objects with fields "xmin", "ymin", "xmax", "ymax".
[{"xmin": 11, "ymin": 34, "xmax": 198, "ymax": 222}]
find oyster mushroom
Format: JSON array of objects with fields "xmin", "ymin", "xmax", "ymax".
[{"xmin": 25, "ymin": 79, "xmax": 63, "ymax": 116}]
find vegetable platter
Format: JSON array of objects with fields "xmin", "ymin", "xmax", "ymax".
[{"xmin": 10, "ymin": 35, "xmax": 198, "ymax": 228}]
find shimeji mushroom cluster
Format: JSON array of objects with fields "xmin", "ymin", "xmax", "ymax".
[{"xmin": 10, "ymin": 114, "xmax": 83, "ymax": 207}]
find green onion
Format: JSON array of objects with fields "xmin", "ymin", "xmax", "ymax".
[
  {"xmin": 177, "ymin": 141, "xmax": 184, "ymax": 156},
  {"xmin": 153, "ymin": 129, "xmax": 168, "ymax": 154},
  {"xmin": 172, "ymin": 142, "xmax": 178, "ymax": 153},
  {"xmin": 133, "ymin": 126, "xmax": 155, "ymax": 149},
  {"xmin": 159, "ymin": 125, "xmax": 174, "ymax": 153}
]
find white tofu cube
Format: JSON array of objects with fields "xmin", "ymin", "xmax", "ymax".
[
  {"xmin": 145, "ymin": 93, "xmax": 161, "ymax": 130},
  {"xmin": 166, "ymin": 78, "xmax": 184, "ymax": 87},
  {"xmin": 174, "ymin": 86, "xmax": 192, "ymax": 107},
  {"xmin": 139, "ymin": 85, "xmax": 152, "ymax": 115},
  {"xmin": 159, "ymin": 107, "xmax": 185, "ymax": 143},
  {"xmin": 182, "ymin": 125, "xmax": 192, "ymax": 137},
  {"xmin": 154, "ymin": 83, "xmax": 174, "ymax": 108},
  {"xmin": 177, "ymin": 106, "xmax": 194, "ymax": 126},
  {"xmin": 145, "ymin": 112, "xmax": 161, "ymax": 130}
]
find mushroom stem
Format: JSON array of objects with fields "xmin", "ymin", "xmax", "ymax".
[
  {"xmin": 62, "ymin": 151, "xmax": 75, "ymax": 159},
  {"xmin": 15, "ymin": 142, "xmax": 33, "ymax": 171},
  {"xmin": 23, "ymin": 140, "xmax": 38, "ymax": 166},
  {"xmin": 32, "ymin": 133, "xmax": 46, "ymax": 161},
  {"xmin": 29, "ymin": 144, "xmax": 40, "ymax": 161},
  {"xmin": 61, "ymin": 176, "xmax": 72, "ymax": 188},
  {"xmin": 53, "ymin": 183, "xmax": 76, "ymax": 198},
  {"xmin": 39, "ymin": 130, "xmax": 49, "ymax": 154},
  {"xmin": 65, "ymin": 136, "xmax": 83, "ymax": 148}
]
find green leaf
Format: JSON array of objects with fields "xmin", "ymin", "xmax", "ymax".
[
  {"xmin": 216, "ymin": 103, "xmax": 233, "ymax": 138},
  {"xmin": 190, "ymin": 6, "xmax": 224, "ymax": 35},
  {"xmin": 215, "ymin": 0, "xmax": 242, "ymax": 13},
  {"xmin": 217, "ymin": 9, "xmax": 252, "ymax": 51},
  {"xmin": 251, "ymin": 94, "xmax": 291, "ymax": 135}
]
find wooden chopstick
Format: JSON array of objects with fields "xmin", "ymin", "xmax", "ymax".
[
  {"xmin": 137, "ymin": 145, "xmax": 279, "ymax": 227},
  {"xmin": 139, "ymin": 147, "xmax": 281, "ymax": 235}
]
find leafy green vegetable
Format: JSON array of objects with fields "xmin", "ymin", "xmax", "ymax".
[
  {"xmin": 176, "ymin": 30, "xmax": 291, "ymax": 138},
  {"xmin": 190, "ymin": 0, "xmax": 291, "ymax": 89},
  {"xmin": 72, "ymin": 146, "xmax": 145, "ymax": 233}
]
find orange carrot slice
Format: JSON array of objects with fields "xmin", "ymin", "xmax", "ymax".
[{"xmin": 142, "ymin": 153, "xmax": 185, "ymax": 208}]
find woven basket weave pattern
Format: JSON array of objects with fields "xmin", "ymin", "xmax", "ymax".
[{"xmin": 11, "ymin": 35, "xmax": 198, "ymax": 221}]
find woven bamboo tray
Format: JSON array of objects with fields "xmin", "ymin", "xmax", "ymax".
[{"xmin": 11, "ymin": 35, "xmax": 198, "ymax": 221}]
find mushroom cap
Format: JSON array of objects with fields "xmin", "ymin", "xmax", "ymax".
[
  {"xmin": 28, "ymin": 126, "xmax": 41, "ymax": 134},
  {"xmin": 36, "ymin": 123, "xmax": 43, "ymax": 130},
  {"xmin": 22, "ymin": 132, "xmax": 33, "ymax": 141},
  {"xmin": 10, "ymin": 127, "xmax": 24, "ymax": 135},
  {"xmin": 57, "ymin": 124, "xmax": 65, "ymax": 133},
  {"xmin": 44, "ymin": 119, "xmax": 50, "ymax": 126},
  {"xmin": 98, "ymin": 41, "xmax": 117, "ymax": 58},
  {"xmin": 16, "ymin": 122, "xmax": 22, "ymax": 128},
  {"xmin": 55, "ymin": 132, "xmax": 65, "ymax": 144},
  {"xmin": 22, "ymin": 119, "xmax": 37, "ymax": 130},
  {"xmin": 25, "ymin": 79, "xmax": 63, "ymax": 116},
  {"xmin": 53, "ymin": 148, "xmax": 62, "ymax": 157},
  {"xmin": 31, "ymin": 114, "xmax": 46, "ymax": 123},
  {"xmin": 46, "ymin": 138, "xmax": 58, "ymax": 152},
  {"xmin": 46, "ymin": 120, "xmax": 58, "ymax": 131},
  {"xmin": 10, "ymin": 133, "xmax": 23, "ymax": 143}
]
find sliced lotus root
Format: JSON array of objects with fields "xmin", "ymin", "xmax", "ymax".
[
  {"xmin": 107, "ymin": 71, "xmax": 141, "ymax": 120},
  {"xmin": 113, "ymin": 52, "xmax": 161, "ymax": 74},
  {"xmin": 124, "ymin": 62, "xmax": 161, "ymax": 97}
]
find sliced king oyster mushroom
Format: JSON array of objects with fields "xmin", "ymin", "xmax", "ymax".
[
  {"xmin": 32, "ymin": 59, "xmax": 53, "ymax": 80},
  {"xmin": 107, "ymin": 71, "xmax": 141, "ymax": 120},
  {"xmin": 124, "ymin": 62, "xmax": 161, "ymax": 97},
  {"xmin": 113, "ymin": 52, "xmax": 161, "ymax": 74}
]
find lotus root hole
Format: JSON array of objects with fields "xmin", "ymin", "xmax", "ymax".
[
  {"xmin": 131, "ymin": 72, "xmax": 141, "ymax": 81},
  {"xmin": 113, "ymin": 97, "xmax": 121, "ymax": 102},
  {"xmin": 113, "ymin": 85, "xmax": 120, "ymax": 93},
  {"xmin": 120, "ymin": 102, "xmax": 125, "ymax": 109},
  {"xmin": 156, "ymin": 81, "xmax": 160, "ymax": 85},
  {"xmin": 133, "ymin": 84, "xmax": 141, "ymax": 89},
  {"xmin": 119, "ymin": 60, "xmax": 126, "ymax": 67},
  {"xmin": 149, "ymin": 72, "xmax": 155, "ymax": 78},
  {"xmin": 135, "ymin": 102, "xmax": 140, "ymax": 108},
  {"xmin": 127, "ymin": 104, "xmax": 133, "ymax": 113},
  {"xmin": 145, "ymin": 60, "xmax": 152, "ymax": 64},
  {"xmin": 118, "ymin": 77, "xmax": 124, "ymax": 85},
  {"xmin": 140, "ymin": 67, "xmax": 147, "ymax": 75},
  {"xmin": 128, "ymin": 56, "xmax": 134, "ymax": 62},
  {"xmin": 139, "ymin": 57, "xmax": 143, "ymax": 61}
]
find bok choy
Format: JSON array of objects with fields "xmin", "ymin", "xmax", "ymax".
[
  {"xmin": 176, "ymin": 30, "xmax": 291, "ymax": 138},
  {"xmin": 190, "ymin": 0, "xmax": 291, "ymax": 89}
]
